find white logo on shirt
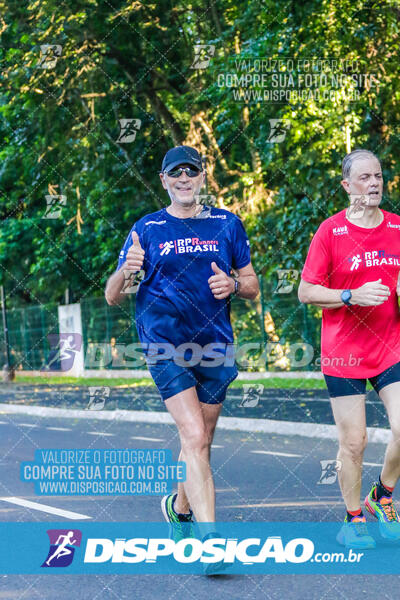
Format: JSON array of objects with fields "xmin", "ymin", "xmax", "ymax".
[
  {"xmin": 160, "ymin": 241, "xmax": 174, "ymax": 256},
  {"xmin": 347, "ymin": 250, "xmax": 400, "ymax": 269},
  {"xmin": 332, "ymin": 226, "xmax": 348, "ymax": 235},
  {"xmin": 387, "ymin": 221, "xmax": 400, "ymax": 229},
  {"xmin": 145, "ymin": 220, "xmax": 166, "ymax": 225},
  {"xmin": 350, "ymin": 255, "xmax": 362, "ymax": 270},
  {"xmin": 158, "ymin": 238, "xmax": 220, "ymax": 256},
  {"xmin": 364, "ymin": 250, "xmax": 400, "ymax": 267}
]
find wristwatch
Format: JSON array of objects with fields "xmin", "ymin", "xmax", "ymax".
[
  {"xmin": 232, "ymin": 277, "xmax": 240, "ymax": 296},
  {"xmin": 341, "ymin": 289, "xmax": 352, "ymax": 306}
]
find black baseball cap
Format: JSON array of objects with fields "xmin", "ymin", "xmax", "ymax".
[{"xmin": 161, "ymin": 145, "xmax": 202, "ymax": 173}]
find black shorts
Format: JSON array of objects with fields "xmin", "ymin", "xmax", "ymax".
[{"xmin": 324, "ymin": 361, "xmax": 400, "ymax": 398}]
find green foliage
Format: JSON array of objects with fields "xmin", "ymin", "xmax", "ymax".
[{"xmin": 1, "ymin": 0, "xmax": 399, "ymax": 305}]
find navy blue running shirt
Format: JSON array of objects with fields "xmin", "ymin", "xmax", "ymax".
[{"xmin": 116, "ymin": 206, "xmax": 251, "ymax": 348}]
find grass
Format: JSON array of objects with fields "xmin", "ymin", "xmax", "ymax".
[
  {"xmin": 11, "ymin": 374, "xmax": 328, "ymax": 389},
  {"xmin": 231, "ymin": 377, "xmax": 327, "ymax": 390},
  {"xmin": 13, "ymin": 375, "xmax": 155, "ymax": 387}
]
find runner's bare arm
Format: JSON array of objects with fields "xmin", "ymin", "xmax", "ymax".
[
  {"xmin": 298, "ymin": 278, "xmax": 391, "ymax": 308},
  {"xmin": 235, "ymin": 263, "xmax": 259, "ymax": 300},
  {"xmin": 105, "ymin": 263, "xmax": 129, "ymax": 306},
  {"xmin": 298, "ymin": 279, "xmax": 343, "ymax": 308}
]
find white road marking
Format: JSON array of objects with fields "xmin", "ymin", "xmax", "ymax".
[
  {"xmin": 251, "ymin": 450, "xmax": 301, "ymax": 458},
  {"xmin": 0, "ymin": 421, "xmax": 8, "ymax": 425},
  {"xmin": 363, "ymin": 461, "xmax": 383, "ymax": 467},
  {"xmin": 131, "ymin": 436, "xmax": 165, "ymax": 442},
  {"xmin": 87, "ymin": 431, "xmax": 114, "ymax": 436},
  {"xmin": 0, "ymin": 497, "xmax": 91, "ymax": 520},
  {"xmin": 18, "ymin": 423, "xmax": 38, "ymax": 428},
  {"xmin": 211, "ymin": 444, "xmax": 224, "ymax": 449},
  {"xmin": 47, "ymin": 427, "xmax": 72, "ymax": 432},
  {"xmin": 224, "ymin": 500, "xmax": 342, "ymax": 509}
]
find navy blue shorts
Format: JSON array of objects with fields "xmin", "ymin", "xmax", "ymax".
[
  {"xmin": 146, "ymin": 357, "xmax": 238, "ymax": 404},
  {"xmin": 324, "ymin": 361, "xmax": 400, "ymax": 398}
]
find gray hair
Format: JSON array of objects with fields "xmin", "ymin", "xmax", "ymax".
[{"xmin": 342, "ymin": 149, "xmax": 380, "ymax": 180}]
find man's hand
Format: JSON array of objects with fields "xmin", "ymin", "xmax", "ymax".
[
  {"xmin": 351, "ymin": 278, "xmax": 391, "ymax": 306},
  {"xmin": 208, "ymin": 262, "xmax": 235, "ymax": 299},
  {"xmin": 125, "ymin": 230, "xmax": 145, "ymax": 272},
  {"xmin": 105, "ymin": 230, "xmax": 144, "ymax": 306}
]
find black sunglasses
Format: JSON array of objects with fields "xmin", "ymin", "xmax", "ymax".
[{"xmin": 164, "ymin": 166, "xmax": 201, "ymax": 178}]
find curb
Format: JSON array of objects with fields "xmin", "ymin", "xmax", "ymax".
[{"xmin": 0, "ymin": 403, "xmax": 390, "ymax": 442}]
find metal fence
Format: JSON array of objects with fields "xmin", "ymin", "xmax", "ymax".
[{"xmin": 0, "ymin": 277, "xmax": 322, "ymax": 372}]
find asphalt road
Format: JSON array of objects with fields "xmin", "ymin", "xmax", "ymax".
[
  {"xmin": 0, "ymin": 383, "xmax": 390, "ymax": 427},
  {"xmin": 0, "ymin": 409, "xmax": 398, "ymax": 599}
]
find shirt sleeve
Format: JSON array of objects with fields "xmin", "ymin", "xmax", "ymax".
[
  {"xmin": 231, "ymin": 216, "xmax": 251, "ymax": 270},
  {"xmin": 301, "ymin": 224, "xmax": 331, "ymax": 286}
]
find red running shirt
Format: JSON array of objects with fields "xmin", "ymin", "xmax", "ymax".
[{"xmin": 301, "ymin": 209, "xmax": 400, "ymax": 378}]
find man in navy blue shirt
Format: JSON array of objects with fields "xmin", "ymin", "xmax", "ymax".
[{"xmin": 106, "ymin": 146, "xmax": 259, "ymax": 549}]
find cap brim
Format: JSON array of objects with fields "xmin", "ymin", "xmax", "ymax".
[{"xmin": 163, "ymin": 159, "xmax": 202, "ymax": 172}]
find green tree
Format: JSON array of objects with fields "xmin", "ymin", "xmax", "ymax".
[{"xmin": 0, "ymin": 0, "xmax": 398, "ymax": 307}]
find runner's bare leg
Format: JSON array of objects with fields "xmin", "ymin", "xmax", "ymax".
[
  {"xmin": 174, "ymin": 402, "xmax": 222, "ymax": 515},
  {"xmin": 165, "ymin": 388, "xmax": 220, "ymax": 522},
  {"xmin": 330, "ymin": 394, "xmax": 367, "ymax": 511},
  {"xmin": 379, "ymin": 382, "xmax": 400, "ymax": 488}
]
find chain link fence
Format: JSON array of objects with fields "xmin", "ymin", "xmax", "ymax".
[{"xmin": 0, "ymin": 277, "xmax": 322, "ymax": 372}]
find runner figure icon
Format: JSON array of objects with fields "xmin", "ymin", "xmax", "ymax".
[
  {"xmin": 45, "ymin": 531, "xmax": 77, "ymax": 566},
  {"xmin": 42, "ymin": 333, "xmax": 81, "ymax": 371}
]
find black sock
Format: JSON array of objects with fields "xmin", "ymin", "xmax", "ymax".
[
  {"xmin": 375, "ymin": 476, "xmax": 393, "ymax": 501},
  {"xmin": 346, "ymin": 508, "xmax": 363, "ymax": 522}
]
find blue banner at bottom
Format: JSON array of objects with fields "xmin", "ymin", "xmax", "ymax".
[{"xmin": 1, "ymin": 522, "xmax": 400, "ymax": 574}]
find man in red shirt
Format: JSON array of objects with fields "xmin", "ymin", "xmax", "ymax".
[{"xmin": 299, "ymin": 149, "xmax": 400, "ymax": 549}]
